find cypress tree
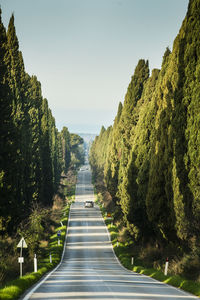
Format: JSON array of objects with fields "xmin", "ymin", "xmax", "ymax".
[
  {"xmin": 172, "ymin": 0, "xmax": 200, "ymax": 241},
  {"xmin": 60, "ymin": 127, "xmax": 71, "ymax": 174},
  {"xmin": 40, "ymin": 98, "xmax": 54, "ymax": 205},
  {"xmin": 90, "ymin": 0, "xmax": 200, "ymax": 252},
  {"xmin": 0, "ymin": 8, "xmax": 83, "ymax": 236},
  {"xmin": 0, "ymin": 8, "xmax": 17, "ymax": 234},
  {"xmin": 117, "ymin": 59, "xmax": 149, "ymax": 231},
  {"xmin": 104, "ymin": 102, "xmax": 123, "ymax": 202},
  {"xmin": 70, "ymin": 133, "xmax": 84, "ymax": 167},
  {"xmin": 122, "ymin": 69, "xmax": 160, "ymax": 241}
]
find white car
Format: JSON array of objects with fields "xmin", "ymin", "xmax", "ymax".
[{"xmin": 84, "ymin": 201, "xmax": 94, "ymax": 208}]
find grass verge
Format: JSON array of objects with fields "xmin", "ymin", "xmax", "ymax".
[
  {"xmin": 95, "ymin": 195, "xmax": 200, "ymax": 298},
  {"xmin": 0, "ymin": 201, "xmax": 72, "ymax": 300}
]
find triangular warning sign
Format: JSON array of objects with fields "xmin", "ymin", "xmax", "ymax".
[{"xmin": 17, "ymin": 237, "xmax": 28, "ymax": 248}]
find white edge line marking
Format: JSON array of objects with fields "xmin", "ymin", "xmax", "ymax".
[
  {"xmin": 22, "ymin": 207, "xmax": 71, "ymax": 300},
  {"xmin": 22, "ymin": 166, "xmax": 198, "ymax": 300},
  {"xmin": 101, "ymin": 206, "xmax": 198, "ymax": 298}
]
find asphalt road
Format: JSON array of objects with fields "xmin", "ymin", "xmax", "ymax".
[{"xmin": 23, "ymin": 164, "xmax": 198, "ymax": 300}]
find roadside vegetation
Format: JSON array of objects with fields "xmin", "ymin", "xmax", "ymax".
[
  {"xmin": 0, "ymin": 166, "xmax": 79, "ymax": 287},
  {"xmin": 0, "ymin": 167, "xmax": 77, "ymax": 300},
  {"xmin": 96, "ymin": 193, "xmax": 200, "ymax": 297},
  {"xmin": 90, "ymin": 0, "xmax": 200, "ymax": 297},
  {"xmin": 0, "ymin": 200, "xmax": 71, "ymax": 300},
  {"xmin": 0, "ymin": 8, "xmax": 85, "ymax": 299}
]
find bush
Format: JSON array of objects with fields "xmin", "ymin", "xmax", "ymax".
[
  {"xmin": 182, "ymin": 255, "xmax": 200, "ymax": 280},
  {"xmin": 0, "ymin": 202, "xmax": 71, "ymax": 300},
  {"xmin": 101, "ymin": 204, "xmax": 200, "ymax": 297}
]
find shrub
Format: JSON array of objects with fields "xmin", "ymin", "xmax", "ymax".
[{"xmin": 0, "ymin": 203, "xmax": 71, "ymax": 300}]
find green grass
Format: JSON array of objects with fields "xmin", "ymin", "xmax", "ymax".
[
  {"xmin": 97, "ymin": 202, "xmax": 200, "ymax": 298},
  {"xmin": 0, "ymin": 267, "xmax": 49, "ymax": 300},
  {"xmin": 0, "ymin": 202, "xmax": 72, "ymax": 300},
  {"xmin": 114, "ymin": 239, "xmax": 200, "ymax": 297}
]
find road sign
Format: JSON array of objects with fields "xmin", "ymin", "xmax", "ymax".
[
  {"xmin": 17, "ymin": 237, "xmax": 27, "ymax": 277},
  {"xmin": 18, "ymin": 257, "xmax": 24, "ymax": 263},
  {"xmin": 57, "ymin": 230, "xmax": 61, "ymax": 237},
  {"xmin": 17, "ymin": 237, "xmax": 28, "ymax": 248}
]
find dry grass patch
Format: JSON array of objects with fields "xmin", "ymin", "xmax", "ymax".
[{"xmin": 39, "ymin": 240, "xmax": 48, "ymax": 248}]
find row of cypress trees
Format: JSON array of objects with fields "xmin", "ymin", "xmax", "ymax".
[
  {"xmin": 90, "ymin": 0, "xmax": 200, "ymax": 250},
  {"xmin": 0, "ymin": 11, "xmax": 83, "ymax": 236}
]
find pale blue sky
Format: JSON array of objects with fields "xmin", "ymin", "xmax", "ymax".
[{"xmin": 1, "ymin": 0, "xmax": 188, "ymax": 133}]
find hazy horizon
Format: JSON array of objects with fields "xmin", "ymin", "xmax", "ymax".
[{"xmin": 1, "ymin": 0, "xmax": 189, "ymax": 134}]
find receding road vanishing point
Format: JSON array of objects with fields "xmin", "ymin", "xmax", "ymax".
[{"xmin": 23, "ymin": 162, "xmax": 198, "ymax": 300}]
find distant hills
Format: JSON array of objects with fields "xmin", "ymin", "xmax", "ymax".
[{"xmin": 78, "ymin": 133, "xmax": 96, "ymax": 145}]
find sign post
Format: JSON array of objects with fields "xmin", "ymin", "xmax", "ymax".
[
  {"xmin": 34, "ymin": 254, "xmax": 37, "ymax": 273},
  {"xmin": 17, "ymin": 237, "xmax": 28, "ymax": 277},
  {"xmin": 18, "ymin": 257, "xmax": 24, "ymax": 277},
  {"xmin": 164, "ymin": 258, "xmax": 169, "ymax": 276},
  {"xmin": 57, "ymin": 230, "xmax": 61, "ymax": 245}
]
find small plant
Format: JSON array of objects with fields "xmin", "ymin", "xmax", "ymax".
[
  {"xmin": 0, "ymin": 202, "xmax": 71, "ymax": 300},
  {"xmin": 98, "ymin": 193, "xmax": 200, "ymax": 297}
]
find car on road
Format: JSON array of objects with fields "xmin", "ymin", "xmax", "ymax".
[{"xmin": 84, "ymin": 201, "xmax": 94, "ymax": 208}]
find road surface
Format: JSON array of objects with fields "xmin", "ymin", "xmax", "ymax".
[{"xmin": 23, "ymin": 164, "xmax": 198, "ymax": 300}]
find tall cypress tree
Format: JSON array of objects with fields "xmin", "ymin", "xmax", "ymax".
[
  {"xmin": 120, "ymin": 69, "xmax": 160, "ymax": 241},
  {"xmin": 6, "ymin": 14, "xmax": 27, "ymax": 229},
  {"xmin": 104, "ymin": 102, "xmax": 123, "ymax": 202},
  {"xmin": 117, "ymin": 60, "xmax": 149, "ymax": 230},
  {"xmin": 40, "ymin": 98, "xmax": 54, "ymax": 205},
  {"xmin": 90, "ymin": 0, "xmax": 200, "ymax": 251},
  {"xmin": 0, "ymin": 9, "xmax": 17, "ymax": 234},
  {"xmin": 172, "ymin": 0, "xmax": 200, "ymax": 241},
  {"xmin": 60, "ymin": 127, "xmax": 71, "ymax": 174},
  {"xmin": 0, "ymin": 9, "xmax": 80, "ymax": 236}
]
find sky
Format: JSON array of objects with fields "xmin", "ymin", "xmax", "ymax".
[{"xmin": 1, "ymin": 0, "xmax": 189, "ymax": 134}]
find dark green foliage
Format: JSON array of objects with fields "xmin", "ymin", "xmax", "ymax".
[
  {"xmin": 60, "ymin": 127, "xmax": 71, "ymax": 174},
  {"xmin": 0, "ymin": 11, "xmax": 82, "ymax": 236},
  {"xmin": 0, "ymin": 203, "xmax": 71, "ymax": 300},
  {"xmin": 70, "ymin": 133, "xmax": 84, "ymax": 167},
  {"xmin": 104, "ymin": 103, "xmax": 123, "ymax": 202},
  {"xmin": 90, "ymin": 0, "xmax": 200, "ymax": 254},
  {"xmin": 90, "ymin": 126, "xmax": 112, "ymax": 181},
  {"xmin": 180, "ymin": 0, "xmax": 200, "ymax": 238},
  {"xmin": 40, "ymin": 98, "xmax": 54, "ymax": 205},
  {"xmin": 0, "ymin": 14, "xmax": 15, "ymax": 232},
  {"xmin": 116, "ymin": 59, "xmax": 150, "ymax": 236},
  {"xmin": 120, "ymin": 69, "xmax": 160, "ymax": 241}
]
